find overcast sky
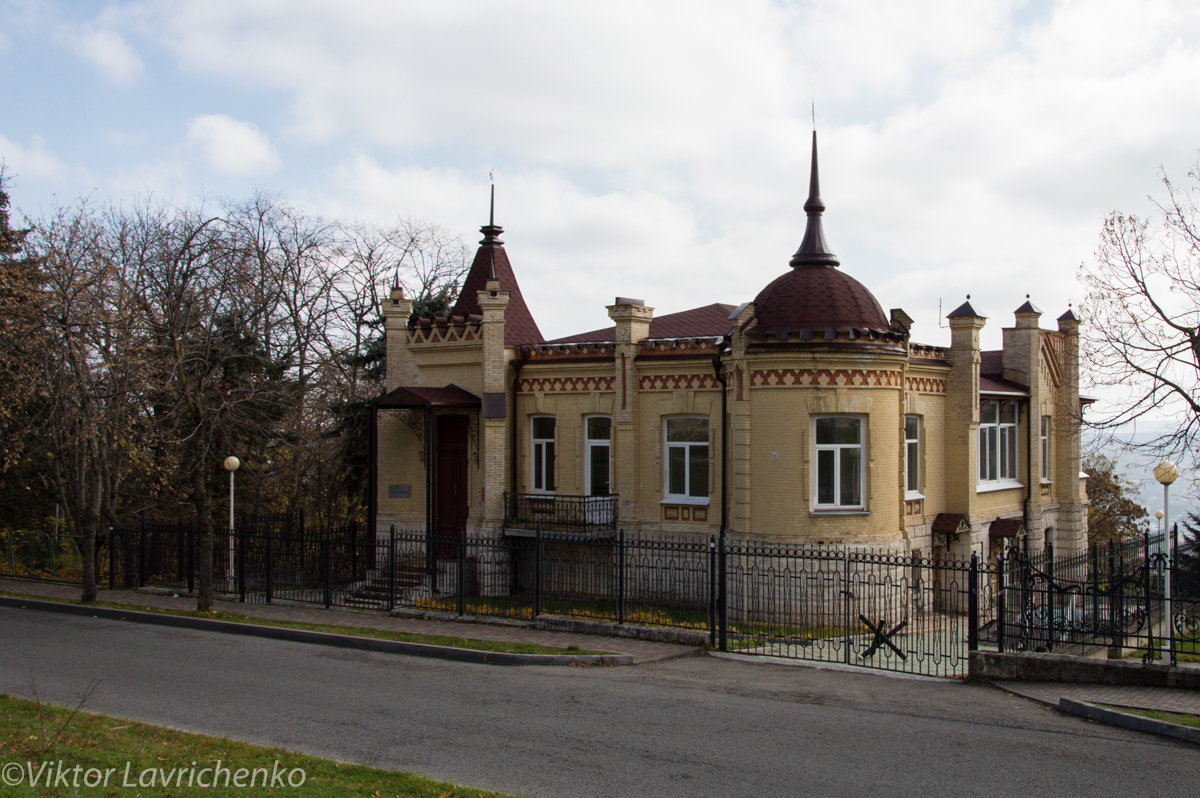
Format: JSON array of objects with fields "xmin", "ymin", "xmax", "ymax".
[{"xmin": 3, "ymin": 0, "xmax": 1199, "ymax": 360}]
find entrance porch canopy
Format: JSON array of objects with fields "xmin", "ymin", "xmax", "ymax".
[{"xmin": 375, "ymin": 384, "xmax": 480, "ymax": 409}]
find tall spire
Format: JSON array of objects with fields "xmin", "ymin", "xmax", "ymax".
[
  {"xmin": 480, "ymin": 179, "xmax": 502, "ymax": 280},
  {"xmin": 789, "ymin": 130, "xmax": 839, "ymax": 269}
]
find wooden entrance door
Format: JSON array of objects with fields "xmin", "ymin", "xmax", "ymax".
[{"xmin": 434, "ymin": 414, "xmax": 469, "ymax": 559}]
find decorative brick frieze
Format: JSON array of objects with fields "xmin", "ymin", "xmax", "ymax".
[
  {"xmin": 518, "ymin": 376, "xmax": 615, "ymax": 393},
  {"xmin": 408, "ymin": 324, "xmax": 480, "ymax": 344},
  {"xmin": 639, "ymin": 374, "xmax": 719, "ymax": 391},
  {"xmin": 750, "ymin": 368, "xmax": 902, "ymax": 388},
  {"xmin": 904, "ymin": 376, "xmax": 947, "ymax": 394}
]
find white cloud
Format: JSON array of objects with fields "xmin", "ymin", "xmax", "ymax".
[
  {"xmin": 74, "ymin": 28, "xmax": 144, "ymax": 84},
  {"xmin": 10, "ymin": 0, "xmax": 1200, "ymax": 360},
  {"xmin": 186, "ymin": 115, "xmax": 281, "ymax": 177},
  {"xmin": 0, "ymin": 133, "xmax": 66, "ymax": 180}
]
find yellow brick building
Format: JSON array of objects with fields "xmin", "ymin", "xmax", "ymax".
[{"xmin": 373, "ymin": 135, "xmax": 1088, "ymax": 565}]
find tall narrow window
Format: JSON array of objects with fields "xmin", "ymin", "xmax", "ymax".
[
  {"xmin": 905, "ymin": 415, "xmax": 921, "ymax": 496},
  {"xmin": 979, "ymin": 400, "xmax": 1018, "ymax": 483},
  {"xmin": 1040, "ymin": 416, "xmax": 1050, "ymax": 481},
  {"xmin": 815, "ymin": 417, "xmax": 864, "ymax": 509},
  {"xmin": 664, "ymin": 417, "xmax": 709, "ymax": 501},
  {"xmin": 585, "ymin": 416, "xmax": 611, "ymax": 497},
  {"xmin": 531, "ymin": 416, "xmax": 555, "ymax": 493}
]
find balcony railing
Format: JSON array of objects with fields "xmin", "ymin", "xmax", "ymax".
[{"xmin": 503, "ymin": 492, "xmax": 618, "ymax": 537}]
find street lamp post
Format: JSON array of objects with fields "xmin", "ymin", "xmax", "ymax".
[
  {"xmin": 1153, "ymin": 460, "xmax": 1179, "ymax": 663},
  {"xmin": 224, "ymin": 456, "xmax": 241, "ymax": 591}
]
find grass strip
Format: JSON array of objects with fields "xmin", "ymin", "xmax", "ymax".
[
  {"xmin": 0, "ymin": 589, "xmax": 601, "ymax": 657},
  {"xmin": 1098, "ymin": 703, "xmax": 1200, "ymax": 729},
  {"xmin": 0, "ymin": 693, "xmax": 521, "ymax": 797}
]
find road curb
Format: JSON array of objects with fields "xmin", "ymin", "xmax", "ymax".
[
  {"xmin": 1058, "ymin": 698, "xmax": 1200, "ymax": 745},
  {"xmin": 0, "ymin": 596, "xmax": 633, "ymax": 667}
]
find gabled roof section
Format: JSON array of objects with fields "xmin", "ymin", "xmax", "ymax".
[
  {"xmin": 547, "ymin": 303, "xmax": 736, "ymax": 344},
  {"xmin": 444, "ymin": 196, "xmax": 544, "ymax": 347},
  {"xmin": 980, "ymin": 350, "xmax": 1003, "ymax": 375},
  {"xmin": 979, "ymin": 349, "xmax": 1029, "ymax": 395}
]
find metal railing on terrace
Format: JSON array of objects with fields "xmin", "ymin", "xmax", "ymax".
[{"xmin": 503, "ymin": 492, "xmax": 617, "ymax": 536}]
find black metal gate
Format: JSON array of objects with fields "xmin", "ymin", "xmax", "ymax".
[{"xmin": 717, "ymin": 543, "xmax": 983, "ymax": 678}]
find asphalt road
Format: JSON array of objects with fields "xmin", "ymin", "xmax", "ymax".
[{"xmin": 1, "ymin": 606, "xmax": 1196, "ymax": 797}]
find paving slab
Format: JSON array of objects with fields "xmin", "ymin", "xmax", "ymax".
[{"xmin": 992, "ymin": 679, "xmax": 1200, "ymax": 715}]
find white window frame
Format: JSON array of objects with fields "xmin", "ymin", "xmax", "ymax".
[
  {"xmin": 530, "ymin": 416, "xmax": 555, "ymax": 494},
  {"xmin": 663, "ymin": 416, "xmax": 709, "ymax": 503},
  {"xmin": 1040, "ymin": 415, "xmax": 1051, "ymax": 482},
  {"xmin": 905, "ymin": 415, "xmax": 922, "ymax": 498},
  {"xmin": 584, "ymin": 415, "xmax": 611, "ymax": 497},
  {"xmin": 814, "ymin": 416, "xmax": 865, "ymax": 510},
  {"xmin": 979, "ymin": 400, "xmax": 1018, "ymax": 485}
]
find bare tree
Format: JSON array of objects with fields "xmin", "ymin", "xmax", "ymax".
[
  {"xmin": 32, "ymin": 199, "xmax": 152, "ymax": 600},
  {"xmin": 1080, "ymin": 165, "xmax": 1200, "ymax": 463}
]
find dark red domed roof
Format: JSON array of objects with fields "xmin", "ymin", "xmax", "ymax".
[
  {"xmin": 751, "ymin": 130, "xmax": 889, "ymax": 336},
  {"xmin": 753, "ymin": 265, "xmax": 888, "ymax": 332}
]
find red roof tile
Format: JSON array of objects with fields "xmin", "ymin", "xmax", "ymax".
[
  {"xmin": 752, "ymin": 264, "xmax": 889, "ymax": 334},
  {"xmin": 548, "ymin": 303, "xmax": 736, "ymax": 344},
  {"xmin": 989, "ymin": 518, "xmax": 1025, "ymax": 538},
  {"xmin": 444, "ymin": 225, "xmax": 544, "ymax": 347}
]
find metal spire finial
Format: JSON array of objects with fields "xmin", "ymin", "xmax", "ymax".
[{"xmin": 789, "ymin": 129, "xmax": 839, "ymax": 268}]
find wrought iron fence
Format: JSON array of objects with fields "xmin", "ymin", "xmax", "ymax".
[
  {"xmin": 0, "ymin": 528, "xmax": 84, "ymax": 582},
  {"xmin": 991, "ymin": 530, "xmax": 1200, "ymax": 666},
  {"xmin": 23, "ymin": 516, "xmax": 1200, "ymax": 677}
]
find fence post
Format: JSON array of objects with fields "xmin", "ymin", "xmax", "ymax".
[
  {"xmin": 323, "ymin": 529, "xmax": 332, "ymax": 609},
  {"xmin": 718, "ymin": 530, "xmax": 728, "ymax": 653},
  {"xmin": 176, "ymin": 523, "xmax": 185, "ymax": 589},
  {"xmin": 237, "ymin": 524, "xmax": 246, "ymax": 602},
  {"xmin": 265, "ymin": 526, "xmax": 274, "ymax": 604},
  {"xmin": 351, "ymin": 519, "xmax": 359, "ymax": 580},
  {"xmin": 108, "ymin": 527, "xmax": 117, "ymax": 590},
  {"xmin": 534, "ymin": 524, "xmax": 543, "ymax": 617},
  {"xmin": 996, "ymin": 550, "xmax": 1006, "ymax": 653},
  {"xmin": 617, "ymin": 530, "xmax": 626, "ymax": 626},
  {"xmin": 843, "ymin": 548, "xmax": 852, "ymax": 665},
  {"xmin": 1110, "ymin": 541, "xmax": 1124, "ymax": 652},
  {"xmin": 708, "ymin": 536, "xmax": 716, "ymax": 649},
  {"xmin": 456, "ymin": 532, "xmax": 466, "ymax": 617},
  {"xmin": 1170, "ymin": 522, "xmax": 1179, "ymax": 666},
  {"xmin": 187, "ymin": 523, "xmax": 195, "ymax": 594},
  {"xmin": 1143, "ymin": 531, "xmax": 1154, "ymax": 660},
  {"xmin": 137, "ymin": 518, "xmax": 147, "ymax": 588},
  {"xmin": 968, "ymin": 553, "xmax": 979, "ymax": 652},
  {"xmin": 388, "ymin": 526, "xmax": 396, "ymax": 611},
  {"xmin": 1046, "ymin": 542, "xmax": 1055, "ymax": 653}
]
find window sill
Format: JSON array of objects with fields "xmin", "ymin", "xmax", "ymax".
[
  {"xmin": 905, "ymin": 491, "xmax": 925, "ymax": 501},
  {"xmin": 661, "ymin": 497, "xmax": 710, "ymax": 507},
  {"xmin": 977, "ymin": 480, "xmax": 1023, "ymax": 494},
  {"xmin": 1040, "ymin": 479, "xmax": 1053, "ymax": 486},
  {"xmin": 810, "ymin": 508, "xmax": 869, "ymax": 516}
]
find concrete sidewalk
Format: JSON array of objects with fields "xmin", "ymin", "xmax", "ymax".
[{"xmin": 0, "ymin": 576, "xmax": 698, "ymax": 665}]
